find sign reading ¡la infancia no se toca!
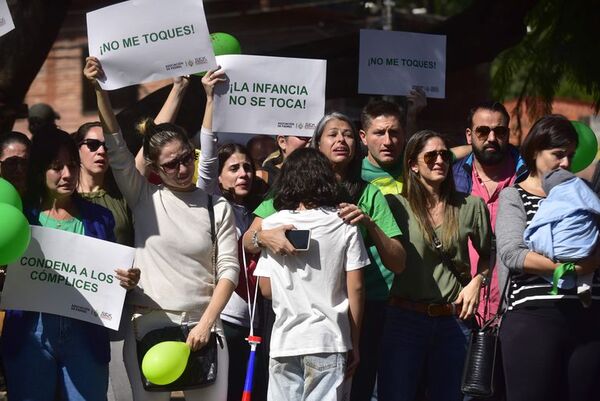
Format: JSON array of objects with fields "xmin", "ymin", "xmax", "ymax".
[{"xmin": 212, "ymin": 54, "xmax": 326, "ymax": 137}]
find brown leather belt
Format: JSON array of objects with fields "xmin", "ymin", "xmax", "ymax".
[{"xmin": 389, "ymin": 297, "xmax": 461, "ymax": 317}]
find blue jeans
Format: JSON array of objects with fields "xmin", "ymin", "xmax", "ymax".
[
  {"xmin": 3, "ymin": 312, "xmax": 108, "ymax": 401},
  {"xmin": 378, "ymin": 306, "xmax": 471, "ymax": 401},
  {"xmin": 268, "ymin": 353, "xmax": 349, "ymax": 401}
]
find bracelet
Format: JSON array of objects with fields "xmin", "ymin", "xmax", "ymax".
[
  {"xmin": 475, "ymin": 272, "xmax": 489, "ymax": 286},
  {"xmin": 251, "ymin": 230, "xmax": 263, "ymax": 249}
]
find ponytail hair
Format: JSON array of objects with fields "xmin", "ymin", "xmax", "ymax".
[{"xmin": 137, "ymin": 118, "xmax": 193, "ymax": 165}]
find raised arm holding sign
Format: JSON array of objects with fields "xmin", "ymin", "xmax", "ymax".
[{"xmin": 86, "ymin": 0, "xmax": 217, "ymax": 90}]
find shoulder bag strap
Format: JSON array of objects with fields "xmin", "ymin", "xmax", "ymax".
[
  {"xmin": 207, "ymin": 194, "xmax": 217, "ymax": 289},
  {"xmin": 431, "ymin": 230, "xmax": 471, "ymax": 287}
]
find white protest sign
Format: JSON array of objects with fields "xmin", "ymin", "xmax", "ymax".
[
  {"xmin": 0, "ymin": 0, "xmax": 15, "ymax": 37},
  {"xmin": 358, "ymin": 29, "xmax": 446, "ymax": 99},
  {"xmin": 86, "ymin": 0, "xmax": 216, "ymax": 90},
  {"xmin": 212, "ymin": 55, "xmax": 326, "ymax": 137},
  {"xmin": 1, "ymin": 226, "xmax": 135, "ymax": 330}
]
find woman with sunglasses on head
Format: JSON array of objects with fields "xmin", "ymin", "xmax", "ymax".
[
  {"xmin": 2, "ymin": 127, "xmax": 139, "ymax": 401},
  {"xmin": 378, "ymin": 130, "xmax": 492, "ymax": 401},
  {"xmin": 197, "ymin": 68, "xmax": 268, "ymax": 401},
  {"xmin": 495, "ymin": 115, "xmax": 600, "ymax": 401},
  {"xmin": 85, "ymin": 58, "xmax": 239, "ymax": 401}
]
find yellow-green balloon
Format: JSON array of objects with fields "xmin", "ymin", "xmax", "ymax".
[
  {"xmin": 0, "ymin": 203, "xmax": 31, "ymax": 265},
  {"xmin": 570, "ymin": 121, "xmax": 598, "ymax": 173},
  {"xmin": 0, "ymin": 178, "xmax": 22, "ymax": 211},
  {"xmin": 142, "ymin": 341, "xmax": 190, "ymax": 385}
]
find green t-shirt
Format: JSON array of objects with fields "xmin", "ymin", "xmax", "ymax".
[
  {"xmin": 360, "ymin": 157, "xmax": 404, "ymax": 299},
  {"xmin": 386, "ymin": 194, "xmax": 492, "ymax": 304},
  {"xmin": 39, "ymin": 213, "xmax": 85, "ymax": 235},
  {"xmin": 361, "ymin": 157, "xmax": 404, "ymax": 196},
  {"xmin": 253, "ymin": 182, "xmax": 402, "ymax": 300}
]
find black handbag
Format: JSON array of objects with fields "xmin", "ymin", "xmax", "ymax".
[
  {"xmin": 135, "ymin": 194, "xmax": 221, "ymax": 391},
  {"xmin": 461, "ymin": 259, "xmax": 510, "ymax": 399},
  {"xmin": 136, "ymin": 326, "xmax": 221, "ymax": 391}
]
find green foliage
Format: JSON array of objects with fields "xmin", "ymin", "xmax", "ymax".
[{"xmin": 492, "ymin": 0, "xmax": 600, "ymax": 132}]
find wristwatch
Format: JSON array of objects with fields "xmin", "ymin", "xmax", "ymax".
[
  {"xmin": 251, "ymin": 230, "xmax": 263, "ymax": 249},
  {"xmin": 477, "ymin": 272, "xmax": 490, "ymax": 286}
]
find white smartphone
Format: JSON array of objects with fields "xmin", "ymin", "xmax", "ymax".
[{"xmin": 285, "ymin": 229, "xmax": 311, "ymax": 251}]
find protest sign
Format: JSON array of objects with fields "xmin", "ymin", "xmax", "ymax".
[
  {"xmin": 358, "ymin": 29, "xmax": 446, "ymax": 99},
  {"xmin": 86, "ymin": 0, "xmax": 216, "ymax": 90},
  {"xmin": 212, "ymin": 55, "xmax": 326, "ymax": 137},
  {"xmin": 0, "ymin": 0, "xmax": 15, "ymax": 37},
  {"xmin": 0, "ymin": 226, "xmax": 135, "ymax": 330}
]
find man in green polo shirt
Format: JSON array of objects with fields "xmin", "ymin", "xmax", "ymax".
[{"xmin": 351, "ymin": 99, "xmax": 409, "ymax": 401}]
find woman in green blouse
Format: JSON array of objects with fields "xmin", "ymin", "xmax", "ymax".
[{"xmin": 379, "ymin": 130, "xmax": 492, "ymax": 401}]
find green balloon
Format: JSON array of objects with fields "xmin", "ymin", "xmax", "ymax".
[
  {"xmin": 0, "ymin": 178, "xmax": 22, "ymax": 211},
  {"xmin": 210, "ymin": 32, "xmax": 241, "ymax": 56},
  {"xmin": 194, "ymin": 32, "xmax": 241, "ymax": 77},
  {"xmin": 570, "ymin": 121, "xmax": 598, "ymax": 173},
  {"xmin": 142, "ymin": 341, "xmax": 190, "ymax": 385},
  {"xmin": 0, "ymin": 203, "xmax": 31, "ymax": 265}
]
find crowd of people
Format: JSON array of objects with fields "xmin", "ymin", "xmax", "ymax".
[{"xmin": 0, "ymin": 55, "xmax": 598, "ymax": 401}]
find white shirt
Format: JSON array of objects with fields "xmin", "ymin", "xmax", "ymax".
[{"xmin": 254, "ymin": 208, "xmax": 369, "ymax": 358}]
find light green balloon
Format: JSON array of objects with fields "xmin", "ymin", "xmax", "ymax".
[
  {"xmin": 142, "ymin": 341, "xmax": 190, "ymax": 385},
  {"xmin": 0, "ymin": 203, "xmax": 31, "ymax": 265},
  {"xmin": 0, "ymin": 178, "xmax": 22, "ymax": 211}
]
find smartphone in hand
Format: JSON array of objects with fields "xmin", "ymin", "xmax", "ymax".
[{"xmin": 285, "ymin": 229, "xmax": 311, "ymax": 251}]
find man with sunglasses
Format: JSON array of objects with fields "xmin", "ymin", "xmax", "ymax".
[
  {"xmin": 453, "ymin": 101, "xmax": 528, "ymax": 320},
  {"xmin": 0, "ymin": 131, "xmax": 30, "ymax": 196}
]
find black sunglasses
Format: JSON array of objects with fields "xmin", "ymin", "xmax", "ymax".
[
  {"xmin": 473, "ymin": 125, "xmax": 509, "ymax": 140},
  {"xmin": 159, "ymin": 152, "xmax": 195, "ymax": 173},
  {"xmin": 80, "ymin": 139, "xmax": 107, "ymax": 152},
  {"xmin": 0, "ymin": 156, "xmax": 28, "ymax": 169},
  {"xmin": 423, "ymin": 149, "xmax": 452, "ymax": 165}
]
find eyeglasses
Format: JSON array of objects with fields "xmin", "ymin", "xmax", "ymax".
[
  {"xmin": 473, "ymin": 125, "xmax": 509, "ymax": 140},
  {"xmin": 159, "ymin": 152, "xmax": 195, "ymax": 173},
  {"xmin": 80, "ymin": 139, "xmax": 107, "ymax": 152},
  {"xmin": 422, "ymin": 149, "xmax": 452, "ymax": 165}
]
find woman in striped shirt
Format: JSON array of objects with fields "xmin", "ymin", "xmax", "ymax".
[{"xmin": 496, "ymin": 114, "xmax": 600, "ymax": 401}]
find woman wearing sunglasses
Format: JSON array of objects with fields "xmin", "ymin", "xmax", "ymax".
[
  {"xmin": 2, "ymin": 127, "xmax": 139, "ymax": 401},
  {"xmin": 84, "ymin": 57, "xmax": 239, "ymax": 401},
  {"xmin": 378, "ymin": 130, "xmax": 492, "ymax": 401},
  {"xmin": 74, "ymin": 122, "xmax": 134, "ymax": 247}
]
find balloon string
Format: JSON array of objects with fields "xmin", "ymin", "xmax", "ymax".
[{"xmin": 241, "ymin": 246, "xmax": 257, "ymax": 337}]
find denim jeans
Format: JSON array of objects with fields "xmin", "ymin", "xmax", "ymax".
[
  {"xmin": 268, "ymin": 352, "xmax": 349, "ymax": 401},
  {"xmin": 378, "ymin": 306, "xmax": 471, "ymax": 401},
  {"xmin": 2, "ymin": 312, "xmax": 108, "ymax": 401}
]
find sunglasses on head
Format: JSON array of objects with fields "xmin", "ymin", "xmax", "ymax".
[
  {"xmin": 473, "ymin": 125, "xmax": 509, "ymax": 140},
  {"xmin": 80, "ymin": 139, "xmax": 106, "ymax": 152},
  {"xmin": 159, "ymin": 152, "xmax": 195, "ymax": 173},
  {"xmin": 422, "ymin": 149, "xmax": 452, "ymax": 165}
]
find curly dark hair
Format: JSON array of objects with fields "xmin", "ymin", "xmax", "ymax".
[{"xmin": 273, "ymin": 147, "xmax": 343, "ymax": 211}]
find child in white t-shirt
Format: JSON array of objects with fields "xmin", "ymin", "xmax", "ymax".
[{"xmin": 254, "ymin": 148, "xmax": 369, "ymax": 401}]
